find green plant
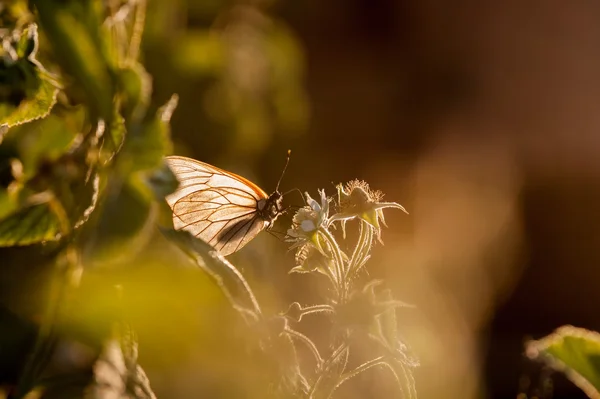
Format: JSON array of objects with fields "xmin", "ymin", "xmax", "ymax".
[
  {"xmin": 166, "ymin": 181, "xmax": 419, "ymax": 398},
  {"xmin": 527, "ymin": 326, "xmax": 600, "ymax": 398},
  {"xmin": 0, "ymin": 0, "xmax": 174, "ymax": 397},
  {"xmin": 0, "ymin": 1, "xmax": 417, "ymax": 398}
]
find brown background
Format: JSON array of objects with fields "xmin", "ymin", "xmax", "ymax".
[{"xmin": 143, "ymin": 1, "xmax": 600, "ymax": 397}]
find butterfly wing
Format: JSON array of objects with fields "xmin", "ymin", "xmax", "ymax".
[{"xmin": 165, "ymin": 156, "xmax": 269, "ymax": 256}]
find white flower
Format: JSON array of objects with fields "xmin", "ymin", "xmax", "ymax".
[
  {"xmin": 286, "ymin": 189, "xmax": 329, "ymax": 242},
  {"xmin": 286, "ymin": 189, "xmax": 333, "ymax": 273}
]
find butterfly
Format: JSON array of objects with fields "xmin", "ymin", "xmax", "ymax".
[{"xmin": 165, "ymin": 153, "xmax": 289, "ymax": 256}]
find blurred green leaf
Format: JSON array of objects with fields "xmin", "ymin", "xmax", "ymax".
[
  {"xmin": 0, "ymin": 187, "xmax": 17, "ymax": 220},
  {"xmin": 86, "ymin": 178, "xmax": 155, "ymax": 266},
  {"xmin": 15, "ymin": 23, "xmax": 39, "ymax": 60},
  {"xmin": 8, "ymin": 115, "xmax": 78, "ymax": 179},
  {"xmin": 0, "ymin": 1, "xmax": 30, "ymax": 30},
  {"xmin": 161, "ymin": 228, "xmax": 262, "ymax": 320},
  {"xmin": 32, "ymin": 0, "xmax": 114, "ymax": 121},
  {"xmin": 0, "ymin": 159, "xmax": 99, "ymax": 247},
  {"xmin": 0, "ymin": 201, "xmax": 63, "ymax": 246},
  {"xmin": 116, "ymin": 64, "xmax": 152, "ymax": 122},
  {"xmin": 527, "ymin": 325, "xmax": 600, "ymax": 398},
  {"xmin": 60, "ymin": 261, "xmax": 229, "ymax": 370},
  {"xmin": 97, "ymin": 109, "xmax": 127, "ymax": 165},
  {"xmin": 0, "ymin": 25, "xmax": 59, "ymax": 129},
  {"xmin": 85, "ymin": 326, "xmax": 157, "ymax": 399},
  {"xmin": 119, "ymin": 94, "xmax": 178, "ymax": 173}
]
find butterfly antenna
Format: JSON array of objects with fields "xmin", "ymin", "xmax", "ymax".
[
  {"xmin": 266, "ymin": 228, "xmax": 287, "ymax": 242},
  {"xmin": 282, "ymin": 187, "xmax": 306, "ymax": 204},
  {"xmin": 275, "ymin": 149, "xmax": 291, "ymax": 193}
]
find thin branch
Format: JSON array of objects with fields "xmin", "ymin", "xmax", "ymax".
[
  {"xmin": 307, "ymin": 343, "xmax": 350, "ymax": 398},
  {"xmin": 292, "ymin": 304, "xmax": 335, "ymax": 322},
  {"xmin": 318, "ymin": 228, "xmax": 347, "ymax": 303},
  {"xmin": 284, "ymin": 327, "xmax": 323, "ymax": 368}
]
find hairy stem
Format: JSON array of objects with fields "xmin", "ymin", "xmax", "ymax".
[
  {"xmin": 334, "ymin": 356, "xmax": 386, "ymax": 388},
  {"xmin": 334, "ymin": 357, "xmax": 414, "ymax": 399},
  {"xmin": 284, "ymin": 327, "xmax": 323, "ymax": 368},
  {"xmin": 318, "ymin": 227, "xmax": 347, "ymax": 303},
  {"xmin": 293, "ymin": 304, "xmax": 335, "ymax": 322},
  {"xmin": 346, "ymin": 220, "xmax": 373, "ymax": 280},
  {"xmin": 307, "ymin": 343, "xmax": 350, "ymax": 399}
]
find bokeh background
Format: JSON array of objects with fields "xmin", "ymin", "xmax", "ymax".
[{"xmin": 69, "ymin": 0, "xmax": 600, "ymax": 398}]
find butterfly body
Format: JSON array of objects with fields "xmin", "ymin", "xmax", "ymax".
[
  {"xmin": 257, "ymin": 191, "xmax": 284, "ymax": 224},
  {"xmin": 165, "ymin": 156, "xmax": 284, "ymax": 256}
]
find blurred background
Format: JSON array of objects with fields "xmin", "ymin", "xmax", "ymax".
[{"xmin": 28, "ymin": 0, "xmax": 598, "ymax": 398}]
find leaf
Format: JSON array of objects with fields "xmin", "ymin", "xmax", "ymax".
[
  {"xmin": 116, "ymin": 64, "xmax": 152, "ymax": 122},
  {"xmin": 0, "ymin": 24, "xmax": 59, "ymax": 128},
  {"xmin": 161, "ymin": 228, "xmax": 261, "ymax": 321},
  {"xmin": 119, "ymin": 94, "xmax": 178, "ymax": 173},
  {"xmin": 8, "ymin": 114, "xmax": 78, "ymax": 179},
  {"xmin": 0, "ymin": 200, "xmax": 63, "ymax": 247},
  {"xmin": 526, "ymin": 325, "xmax": 600, "ymax": 398},
  {"xmin": 86, "ymin": 325, "xmax": 157, "ymax": 399},
  {"xmin": 32, "ymin": 0, "xmax": 114, "ymax": 121},
  {"xmin": 97, "ymin": 109, "xmax": 127, "ymax": 165},
  {"xmin": 0, "ymin": 187, "xmax": 17, "ymax": 220},
  {"xmin": 0, "ymin": 163, "xmax": 100, "ymax": 247},
  {"xmin": 85, "ymin": 177, "xmax": 155, "ymax": 267},
  {"xmin": 15, "ymin": 23, "xmax": 39, "ymax": 59}
]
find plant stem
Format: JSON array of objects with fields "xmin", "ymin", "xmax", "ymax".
[
  {"xmin": 318, "ymin": 227, "xmax": 347, "ymax": 303},
  {"xmin": 335, "ymin": 356, "xmax": 386, "ymax": 387},
  {"xmin": 346, "ymin": 220, "xmax": 373, "ymax": 280},
  {"xmin": 284, "ymin": 327, "xmax": 323, "ymax": 368},
  {"xmin": 333, "ymin": 357, "xmax": 413, "ymax": 398},
  {"xmin": 307, "ymin": 343, "xmax": 349, "ymax": 399},
  {"xmin": 293, "ymin": 304, "xmax": 335, "ymax": 322},
  {"xmin": 198, "ymin": 250, "xmax": 262, "ymax": 324}
]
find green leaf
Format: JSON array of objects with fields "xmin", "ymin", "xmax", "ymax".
[
  {"xmin": 0, "ymin": 75, "xmax": 58, "ymax": 129},
  {"xmin": 15, "ymin": 23, "xmax": 39, "ymax": 60},
  {"xmin": 32, "ymin": 0, "xmax": 114, "ymax": 121},
  {"xmin": 119, "ymin": 94, "xmax": 178, "ymax": 173},
  {"xmin": 8, "ymin": 114, "xmax": 78, "ymax": 179},
  {"xmin": 0, "ymin": 200, "xmax": 64, "ymax": 247},
  {"xmin": 526, "ymin": 325, "xmax": 600, "ymax": 398},
  {"xmin": 116, "ymin": 63, "xmax": 152, "ymax": 121},
  {"xmin": 161, "ymin": 228, "xmax": 262, "ymax": 320},
  {"xmin": 86, "ymin": 178, "xmax": 155, "ymax": 266},
  {"xmin": 0, "ymin": 187, "xmax": 17, "ymax": 221},
  {"xmin": 0, "ymin": 160, "xmax": 99, "ymax": 247},
  {"xmin": 98, "ymin": 109, "xmax": 127, "ymax": 165}
]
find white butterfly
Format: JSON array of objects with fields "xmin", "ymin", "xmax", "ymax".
[{"xmin": 165, "ymin": 155, "xmax": 287, "ymax": 255}]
